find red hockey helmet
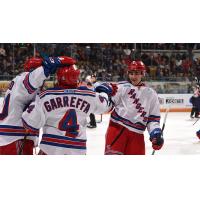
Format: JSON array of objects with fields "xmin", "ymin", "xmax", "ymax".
[
  {"xmin": 24, "ymin": 57, "xmax": 43, "ymax": 72},
  {"xmin": 56, "ymin": 65, "xmax": 80, "ymax": 88},
  {"xmin": 127, "ymin": 60, "xmax": 146, "ymax": 73}
]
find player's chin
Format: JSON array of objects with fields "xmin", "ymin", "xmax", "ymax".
[{"xmin": 130, "ymin": 79, "xmax": 138, "ymax": 84}]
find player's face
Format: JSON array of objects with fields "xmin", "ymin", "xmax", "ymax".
[
  {"xmin": 91, "ymin": 77, "xmax": 96, "ymax": 83},
  {"xmin": 128, "ymin": 70, "xmax": 143, "ymax": 85}
]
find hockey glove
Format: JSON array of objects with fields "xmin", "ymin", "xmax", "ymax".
[
  {"xmin": 58, "ymin": 56, "xmax": 76, "ymax": 66},
  {"xmin": 149, "ymin": 128, "xmax": 164, "ymax": 150},
  {"xmin": 95, "ymin": 83, "xmax": 118, "ymax": 97},
  {"xmin": 24, "ymin": 57, "xmax": 43, "ymax": 72},
  {"xmin": 42, "ymin": 56, "xmax": 62, "ymax": 77},
  {"xmin": 196, "ymin": 130, "xmax": 200, "ymax": 139}
]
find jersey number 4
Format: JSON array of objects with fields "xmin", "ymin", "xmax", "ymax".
[{"xmin": 58, "ymin": 109, "xmax": 79, "ymax": 138}]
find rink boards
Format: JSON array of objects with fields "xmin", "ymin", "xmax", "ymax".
[{"xmin": 0, "ymin": 94, "xmax": 193, "ymax": 112}]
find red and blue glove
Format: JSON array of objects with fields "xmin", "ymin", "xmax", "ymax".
[
  {"xmin": 42, "ymin": 56, "xmax": 62, "ymax": 77},
  {"xmin": 150, "ymin": 128, "xmax": 164, "ymax": 150},
  {"xmin": 42, "ymin": 56, "xmax": 76, "ymax": 77},
  {"xmin": 196, "ymin": 130, "xmax": 200, "ymax": 139}
]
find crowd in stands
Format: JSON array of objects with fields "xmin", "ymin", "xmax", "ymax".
[{"xmin": 1, "ymin": 43, "xmax": 200, "ymax": 83}]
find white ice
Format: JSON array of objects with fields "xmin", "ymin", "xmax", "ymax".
[{"xmin": 87, "ymin": 113, "xmax": 200, "ymax": 155}]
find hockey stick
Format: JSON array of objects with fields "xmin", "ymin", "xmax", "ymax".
[
  {"xmin": 151, "ymin": 107, "xmax": 170, "ymax": 155},
  {"xmin": 96, "ymin": 114, "xmax": 103, "ymax": 123},
  {"xmin": 193, "ymin": 117, "xmax": 200, "ymax": 125}
]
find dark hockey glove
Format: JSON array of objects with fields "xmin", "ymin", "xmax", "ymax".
[
  {"xmin": 42, "ymin": 56, "xmax": 76, "ymax": 77},
  {"xmin": 196, "ymin": 130, "xmax": 200, "ymax": 139},
  {"xmin": 42, "ymin": 56, "xmax": 62, "ymax": 77},
  {"xmin": 95, "ymin": 83, "xmax": 118, "ymax": 97},
  {"xmin": 149, "ymin": 128, "xmax": 164, "ymax": 150}
]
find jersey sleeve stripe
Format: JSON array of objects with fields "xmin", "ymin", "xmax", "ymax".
[
  {"xmin": 148, "ymin": 115, "xmax": 161, "ymax": 118},
  {"xmin": 0, "ymin": 125, "xmax": 28, "ymax": 129},
  {"xmin": 0, "ymin": 125, "xmax": 38, "ymax": 137},
  {"xmin": 23, "ymin": 74, "xmax": 37, "ymax": 94},
  {"xmin": 0, "ymin": 132, "xmax": 38, "ymax": 137},
  {"xmin": 147, "ymin": 115, "xmax": 160, "ymax": 123}
]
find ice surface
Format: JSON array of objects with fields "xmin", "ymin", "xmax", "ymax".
[{"xmin": 87, "ymin": 113, "xmax": 200, "ymax": 155}]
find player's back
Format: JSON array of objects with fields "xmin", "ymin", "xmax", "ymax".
[
  {"xmin": 39, "ymin": 87, "xmax": 98, "ymax": 135},
  {"xmin": 34, "ymin": 86, "xmax": 110, "ymax": 154},
  {"xmin": 0, "ymin": 73, "xmax": 39, "ymax": 146}
]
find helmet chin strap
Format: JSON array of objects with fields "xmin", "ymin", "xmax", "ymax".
[
  {"xmin": 132, "ymin": 79, "xmax": 144, "ymax": 86},
  {"xmin": 132, "ymin": 80, "xmax": 141, "ymax": 86}
]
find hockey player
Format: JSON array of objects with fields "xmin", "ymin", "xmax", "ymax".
[
  {"xmin": 190, "ymin": 85, "xmax": 200, "ymax": 119},
  {"xmin": 100, "ymin": 60, "xmax": 164, "ymax": 155},
  {"xmin": 193, "ymin": 86, "xmax": 200, "ymax": 139},
  {"xmin": 21, "ymin": 60, "xmax": 116, "ymax": 155},
  {"xmin": 0, "ymin": 55, "xmax": 72, "ymax": 155}
]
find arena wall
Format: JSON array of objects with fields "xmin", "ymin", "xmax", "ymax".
[
  {"xmin": 0, "ymin": 80, "xmax": 193, "ymax": 112},
  {"xmin": 158, "ymin": 94, "xmax": 192, "ymax": 112}
]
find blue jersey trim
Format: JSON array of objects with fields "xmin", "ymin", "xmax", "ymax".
[
  {"xmin": 111, "ymin": 110, "xmax": 146, "ymax": 131},
  {"xmin": 40, "ymin": 141, "xmax": 86, "ymax": 150},
  {"xmin": 23, "ymin": 74, "xmax": 37, "ymax": 94},
  {"xmin": 0, "ymin": 132, "xmax": 38, "ymax": 137},
  {"xmin": 43, "ymin": 134, "xmax": 86, "ymax": 142}
]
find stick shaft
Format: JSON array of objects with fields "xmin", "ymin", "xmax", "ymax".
[{"xmin": 152, "ymin": 107, "xmax": 170, "ymax": 155}]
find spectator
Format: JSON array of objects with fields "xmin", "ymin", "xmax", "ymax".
[{"xmin": 0, "ymin": 43, "xmax": 199, "ymax": 85}]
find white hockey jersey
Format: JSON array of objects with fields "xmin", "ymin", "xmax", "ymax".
[
  {"xmin": 0, "ymin": 67, "xmax": 47, "ymax": 146},
  {"xmin": 110, "ymin": 81, "xmax": 161, "ymax": 135},
  {"xmin": 22, "ymin": 86, "xmax": 112, "ymax": 155}
]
